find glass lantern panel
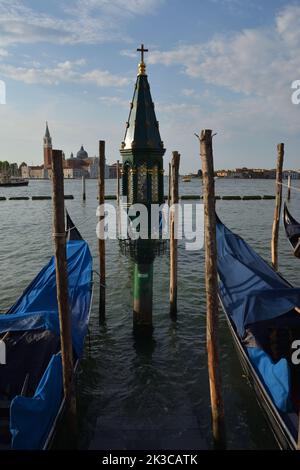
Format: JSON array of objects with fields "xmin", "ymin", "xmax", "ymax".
[{"xmin": 137, "ymin": 164, "xmax": 147, "ymax": 202}]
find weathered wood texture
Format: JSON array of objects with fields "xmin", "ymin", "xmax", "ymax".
[
  {"xmin": 51, "ymin": 149, "xmax": 77, "ymax": 439},
  {"xmin": 98, "ymin": 141, "xmax": 106, "ymax": 318},
  {"xmin": 200, "ymin": 130, "xmax": 226, "ymax": 449},
  {"xmin": 82, "ymin": 175, "xmax": 86, "ymax": 201},
  {"xmin": 169, "ymin": 151, "xmax": 180, "ymax": 316},
  {"xmin": 271, "ymin": 143, "xmax": 284, "ymax": 271},
  {"xmin": 287, "ymin": 174, "xmax": 291, "ymax": 201},
  {"xmin": 168, "ymin": 162, "xmax": 171, "ymax": 207},
  {"xmin": 116, "ymin": 160, "xmax": 120, "ymax": 205}
]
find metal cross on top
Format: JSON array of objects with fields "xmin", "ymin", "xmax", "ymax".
[{"xmin": 137, "ymin": 44, "xmax": 148, "ymax": 63}]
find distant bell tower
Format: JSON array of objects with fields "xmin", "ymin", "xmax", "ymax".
[{"xmin": 43, "ymin": 121, "xmax": 52, "ymax": 169}]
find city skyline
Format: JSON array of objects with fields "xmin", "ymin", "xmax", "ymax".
[{"xmin": 0, "ymin": 0, "xmax": 299, "ymax": 171}]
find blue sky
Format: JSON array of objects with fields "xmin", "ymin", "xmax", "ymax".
[{"xmin": 0, "ymin": 0, "xmax": 299, "ymax": 172}]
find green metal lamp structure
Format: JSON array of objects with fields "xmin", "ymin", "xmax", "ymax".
[{"xmin": 119, "ymin": 44, "xmax": 166, "ymax": 330}]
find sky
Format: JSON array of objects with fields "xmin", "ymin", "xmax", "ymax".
[{"xmin": 0, "ymin": 0, "xmax": 299, "ymax": 172}]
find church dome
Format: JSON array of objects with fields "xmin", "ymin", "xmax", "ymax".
[{"xmin": 77, "ymin": 145, "xmax": 88, "ymax": 160}]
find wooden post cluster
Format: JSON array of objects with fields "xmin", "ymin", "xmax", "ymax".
[
  {"xmin": 98, "ymin": 140, "xmax": 106, "ymax": 319},
  {"xmin": 169, "ymin": 151, "xmax": 180, "ymax": 317},
  {"xmin": 200, "ymin": 130, "xmax": 226, "ymax": 449},
  {"xmin": 51, "ymin": 149, "xmax": 77, "ymax": 442},
  {"xmin": 271, "ymin": 143, "xmax": 284, "ymax": 271}
]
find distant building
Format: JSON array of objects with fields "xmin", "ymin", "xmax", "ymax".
[
  {"xmin": 76, "ymin": 145, "xmax": 88, "ymax": 160},
  {"xmin": 283, "ymin": 170, "xmax": 299, "ymax": 179},
  {"xmin": 108, "ymin": 162, "xmax": 118, "ymax": 179},
  {"xmin": 29, "ymin": 165, "xmax": 44, "ymax": 178},
  {"xmin": 85, "ymin": 157, "xmax": 100, "ymax": 179},
  {"xmin": 40, "ymin": 123, "xmax": 122, "ymax": 179},
  {"xmin": 215, "ymin": 167, "xmax": 299, "ymax": 179},
  {"xmin": 43, "ymin": 122, "xmax": 52, "ymax": 170},
  {"xmin": 20, "ymin": 162, "xmax": 29, "ymax": 178},
  {"xmin": 20, "ymin": 163, "xmax": 45, "ymax": 179}
]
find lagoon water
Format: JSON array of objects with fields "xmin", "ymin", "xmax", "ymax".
[{"xmin": 1, "ymin": 177, "xmax": 300, "ymax": 449}]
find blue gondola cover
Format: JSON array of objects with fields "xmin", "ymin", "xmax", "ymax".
[
  {"xmin": 0, "ymin": 239, "xmax": 93, "ymax": 449},
  {"xmin": 216, "ymin": 221, "xmax": 300, "ymax": 336}
]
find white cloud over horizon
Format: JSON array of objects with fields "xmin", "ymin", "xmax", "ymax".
[
  {"xmin": 0, "ymin": 60, "xmax": 130, "ymax": 87},
  {"xmin": 140, "ymin": 3, "xmax": 300, "ymax": 144},
  {"xmin": 148, "ymin": 4, "xmax": 300, "ymax": 97},
  {"xmin": 0, "ymin": 1, "xmax": 299, "ymax": 171},
  {"xmin": 0, "ymin": 0, "xmax": 165, "ymax": 52}
]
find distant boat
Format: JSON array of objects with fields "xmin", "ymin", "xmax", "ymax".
[
  {"xmin": 0, "ymin": 212, "xmax": 93, "ymax": 450},
  {"xmin": 182, "ymin": 176, "xmax": 191, "ymax": 183},
  {"xmin": 217, "ymin": 215, "xmax": 300, "ymax": 449},
  {"xmin": 0, "ymin": 174, "xmax": 29, "ymax": 187},
  {"xmin": 283, "ymin": 203, "xmax": 300, "ymax": 258}
]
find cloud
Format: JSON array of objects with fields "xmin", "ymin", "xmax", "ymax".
[
  {"xmin": 182, "ymin": 88, "xmax": 196, "ymax": 97},
  {"xmin": 98, "ymin": 95, "xmax": 129, "ymax": 107},
  {"xmin": 74, "ymin": 0, "xmax": 165, "ymax": 16},
  {"xmin": 0, "ymin": 60, "xmax": 130, "ymax": 87},
  {"xmin": 208, "ymin": 0, "xmax": 261, "ymax": 14},
  {"xmin": 140, "ymin": 4, "xmax": 300, "ymax": 148},
  {"xmin": 83, "ymin": 70, "xmax": 130, "ymax": 87},
  {"xmin": 0, "ymin": 0, "xmax": 165, "ymax": 48},
  {"xmin": 148, "ymin": 4, "xmax": 300, "ymax": 98},
  {"xmin": 120, "ymin": 49, "xmax": 137, "ymax": 59},
  {"xmin": 276, "ymin": 4, "xmax": 300, "ymax": 47}
]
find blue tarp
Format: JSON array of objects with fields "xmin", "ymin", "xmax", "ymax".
[
  {"xmin": 247, "ymin": 347, "xmax": 292, "ymax": 412},
  {"xmin": 216, "ymin": 220, "xmax": 300, "ymax": 337},
  {"xmin": 0, "ymin": 240, "xmax": 93, "ymax": 357},
  {"xmin": 10, "ymin": 353, "xmax": 63, "ymax": 449},
  {"xmin": 0, "ymin": 239, "xmax": 92, "ymax": 449}
]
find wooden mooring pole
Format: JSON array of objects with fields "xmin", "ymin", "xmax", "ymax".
[
  {"xmin": 116, "ymin": 160, "xmax": 121, "ymax": 237},
  {"xmin": 271, "ymin": 143, "xmax": 284, "ymax": 271},
  {"xmin": 82, "ymin": 174, "xmax": 86, "ymax": 201},
  {"xmin": 116, "ymin": 160, "xmax": 120, "ymax": 205},
  {"xmin": 168, "ymin": 162, "xmax": 171, "ymax": 206},
  {"xmin": 200, "ymin": 130, "xmax": 226, "ymax": 449},
  {"xmin": 51, "ymin": 149, "xmax": 77, "ymax": 443},
  {"xmin": 169, "ymin": 151, "xmax": 180, "ymax": 317},
  {"xmin": 287, "ymin": 173, "xmax": 291, "ymax": 201},
  {"xmin": 98, "ymin": 141, "xmax": 106, "ymax": 319}
]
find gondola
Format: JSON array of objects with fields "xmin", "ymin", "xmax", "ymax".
[
  {"xmin": 0, "ymin": 212, "xmax": 93, "ymax": 450},
  {"xmin": 216, "ymin": 216, "xmax": 300, "ymax": 450},
  {"xmin": 283, "ymin": 203, "xmax": 300, "ymax": 258}
]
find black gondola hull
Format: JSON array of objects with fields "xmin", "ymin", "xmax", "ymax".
[
  {"xmin": 283, "ymin": 203, "xmax": 300, "ymax": 257},
  {"xmin": 220, "ymin": 297, "xmax": 297, "ymax": 450}
]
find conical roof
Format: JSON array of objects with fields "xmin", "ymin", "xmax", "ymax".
[
  {"xmin": 121, "ymin": 66, "xmax": 164, "ymax": 152},
  {"xmin": 45, "ymin": 121, "xmax": 51, "ymax": 138}
]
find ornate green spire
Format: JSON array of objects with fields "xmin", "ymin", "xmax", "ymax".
[
  {"xmin": 119, "ymin": 45, "xmax": 167, "ymax": 331},
  {"xmin": 121, "ymin": 44, "xmax": 164, "ymax": 153}
]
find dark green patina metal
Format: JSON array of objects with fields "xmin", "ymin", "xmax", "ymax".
[
  {"xmin": 120, "ymin": 74, "xmax": 165, "ymax": 210},
  {"xmin": 119, "ymin": 45, "xmax": 166, "ymax": 329}
]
